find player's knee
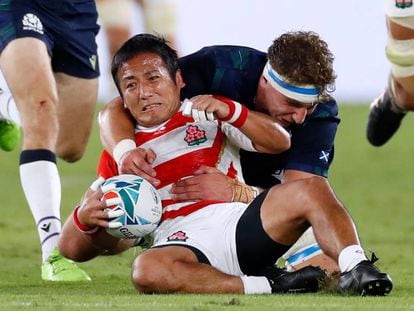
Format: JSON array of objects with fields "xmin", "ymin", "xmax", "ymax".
[
  {"xmin": 56, "ymin": 142, "xmax": 86, "ymax": 162},
  {"xmin": 302, "ymin": 176, "xmax": 329, "ymax": 191},
  {"xmin": 131, "ymin": 253, "xmax": 167, "ymax": 294}
]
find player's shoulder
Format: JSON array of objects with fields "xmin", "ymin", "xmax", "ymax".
[
  {"xmin": 180, "ymin": 45, "xmax": 266, "ymax": 68},
  {"xmin": 308, "ymin": 97, "xmax": 339, "ymax": 120}
]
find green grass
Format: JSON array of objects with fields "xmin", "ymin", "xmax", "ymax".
[{"xmin": 0, "ymin": 104, "xmax": 413, "ymax": 310}]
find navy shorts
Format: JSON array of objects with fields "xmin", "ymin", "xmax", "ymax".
[
  {"xmin": 0, "ymin": 0, "xmax": 100, "ymax": 78},
  {"xmin": 236, "ymin": 189, "xmax": 291, "ymax": 275}
]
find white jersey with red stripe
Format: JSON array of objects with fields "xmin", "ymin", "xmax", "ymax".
[
  {"xmin": 132, "ymin": 103, "xmax": 255, "ymax": 222},
  {"xmin": 97, "ymin": 101, "xmax": 256, "ymax": 221}
]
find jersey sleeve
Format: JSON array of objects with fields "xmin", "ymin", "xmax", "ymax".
[
  {"xmin": 96, "ymin": 150, "xmax": 119, "ymax": 179},
  {"xmin": 284, "ymin": 100, "xmax": 339, "ymax": 177},
  {"xmin": 240, "ymin": 99, "xmax": 340, "ymax": 189},
  {"xmin": 220, "ymin": 122, "xmax": 256, "ymax": 152}
]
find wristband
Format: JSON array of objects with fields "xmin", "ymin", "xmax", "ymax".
[
  {"xmin": 73, "ymin": 206, "xmax": 98, "ymax": 234},
  {"xmin": 218, "ymin": 98, "xmax": 248, "ymax": 128},
  {"xmin": 113, "ymin": 139, "xmax": 136, "ymax": 165}
]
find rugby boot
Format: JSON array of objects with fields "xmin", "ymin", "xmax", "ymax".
[
  {"xmin": 338, "ymin": 253, "xmax": 393, "ymax": 296},
  {"xmin": 261, "ymin": 265, "xmax": 326, "ymax": 293},
  {"xmin": 366, "ymin": 88, "xmax": 406, "ymax": 146},
  {"xmin": 0, "ymin": 88, "xmax": 21, "ymax": 151},
  {"xmin": 41, "ymin": 248, "xmax": 91, "ymax": 282}
]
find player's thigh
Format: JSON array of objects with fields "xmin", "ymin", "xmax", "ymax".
[
  {"xmin": 55, "ymin": 72, "xmax": 98, "ymax": 162},
  {"xmin": 0, "ymin": 38, "xmax": 57, "ymax": 120},
  {"xmin": 0, "ymin": 38, "xmax": 58, "ymax": 149},
  {"xmin": 260, "ymin": 176, "xmax": 331, "ymax": 245}
]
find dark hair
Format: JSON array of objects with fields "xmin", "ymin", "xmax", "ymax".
[
  {"xmin": 111, "ymin": 33, "xmax": 179, "ymax": 97},
  {"xmin": 267, "ymin": 31, "xmax": 336, "ymax": 102}
]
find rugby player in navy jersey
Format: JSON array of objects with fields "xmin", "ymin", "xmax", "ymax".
[
  {"xmin": 98, "ymin": 31, "xmax": 339, "ymax": 271},
  {"xmin": 0, "ymin": 0, "xmax": 99, "ymax": 281}
]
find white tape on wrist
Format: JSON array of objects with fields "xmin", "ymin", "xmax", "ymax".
[{"xmin": 113, "ymin": 139, "xmax": 136, "ymax": 165}]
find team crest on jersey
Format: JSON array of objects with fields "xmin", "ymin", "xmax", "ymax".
[
  {"xmin": 167, "ymin": 230, "xmax": 188, "ymax": 242},
  {"xmin": 184, "ymin": 125, "xmax": 207, "ymax": 146},
  {"xmin": 395, "ymin": 0, "xmax": 412, "ymax": 9},
  {"xmin": 22, "ymin": 13, "xmax": 44, "ymax": 34}
]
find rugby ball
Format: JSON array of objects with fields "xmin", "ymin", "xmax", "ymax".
[{"xmin": 101, "ymin": 174, "xmax": 162, "ymax": 239}]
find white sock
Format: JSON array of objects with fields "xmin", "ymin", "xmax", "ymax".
[
  {"xmin": 20, "ymin": 150, "xmax": 62, "ymax": 262},
  {"xmin": 0, "ymin": 89, "xmax": 21, "ymax": 125},
  {"xmin": 240, "ymin": 275, "xmax": 272, "ymax": 294},
  {"xmin": 338, "ymin": 245, "xmax": 368, "ymax": 273}
]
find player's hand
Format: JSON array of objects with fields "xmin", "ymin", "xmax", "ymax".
[
  {"xmin": 77, "ymin": 178, "xmax": 124, "ymax": 229},
  {"xmin": 183, "ymin": 95, "xmax": 231, "ymax": 121},
  {"xmin": 117, "ymin": 148, "xmax": 160, "ymax": 186},
  {"xmin": 170, "ymin": 165, "xmax": 233, "ymax": 202}
]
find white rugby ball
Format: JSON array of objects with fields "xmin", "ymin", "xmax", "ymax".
[{"xmin": 101, "ymin": 174, "xmax": 162, "ymax": 239}]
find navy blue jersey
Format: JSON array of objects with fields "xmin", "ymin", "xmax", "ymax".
[
  {"xmin": 0, "ymin": 0, "xmax": 100, "ymax": 78},
  {"xmin": 179, "ymin": 46, "xmax": 340, "ymax": 188}
]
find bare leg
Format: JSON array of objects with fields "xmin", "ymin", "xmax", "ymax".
[
  {"xmin": 132, "ymin": 246, "xmax": 243, "ymax": 294},
  {"xmin": 260, "ymin": 176, "xmax": 359, "ymax": 262},
  {"xmin": 388, "ymin": 18, "xmax": 414, "ymax": 109},
  {"xmin": 55, "ymin": 73, "xmax": 98, "ymax": 162}
]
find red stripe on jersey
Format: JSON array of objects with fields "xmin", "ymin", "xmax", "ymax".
[
  {"xmin": 135, "ymin": 113, "xmax": 194, "ymax": 145},
  {"xmin": 226, "ymin": 161, "xmax": 238, "ymax": 179},
  {"xmin": 153, "ymin": 128, "xmax": 225, "ymax": 188},
  {"xmin": 160, "ymin": 200, "xmax": 223, "ymax": 222}
]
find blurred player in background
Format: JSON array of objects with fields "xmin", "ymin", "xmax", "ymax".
[
  {"xmin": 367, "ymin": 0, "xmax": 414, "ymax": 145},
  {"xmin": 0, "ymin": 0, "xmax": 99, "ymax": 281},
  {"xmin": 96, "ymin": 0, "xmax": 178, "ymax": 100}
]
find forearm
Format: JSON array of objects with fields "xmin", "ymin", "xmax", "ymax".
[
  {"xmin": 98, "ymin": 96, "xmax": 136, "ymax": 157},
  {"xmin": 240, "ymin": 110, "xmax": 290, "ymax": 153},
  {"xmin": 58, "ymin": 209, "xmax": 130, "ymax": 262}
]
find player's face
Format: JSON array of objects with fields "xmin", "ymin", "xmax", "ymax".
[
  {"xmin": 255, "ymin": 75, "xmax": 317, "ymax": 127},
  {"xmin": 118, "ymin": 52, "xmax": 184, "ymax": 127}
]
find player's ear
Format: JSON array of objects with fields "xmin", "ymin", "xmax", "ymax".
[{"xmin": 175, "ymin": 69, "xmax": 185, "ymax": 89}]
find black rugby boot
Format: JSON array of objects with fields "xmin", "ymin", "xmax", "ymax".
[
  {"xmin": 261, "ymin": 265, "xmax": 326, "ymax": 294},
  {"xmin": 338, "ymin": 254, "xmax": 393, "ymax": 296},
  {"xmin": 367, "ymin": 88, "xmax": 406, "ymax": 146}
]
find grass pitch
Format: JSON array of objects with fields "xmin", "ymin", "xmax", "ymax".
[{"xmin": 0, "ymin": 104, "xmax": 413, "ymax": 310}]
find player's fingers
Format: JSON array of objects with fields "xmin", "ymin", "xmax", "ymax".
[
  {"xmin": 196, "ymin": 110, "xmax": 207, "ymax": 121},
  {"xmin": 145, "ymin": 148, "xmax": 157, "ymax": 164},
  {"xmin": 101, "ymin": 182, "xmax": 117, "ymax": 193},
  {"xmin": 171, "ymin": 183, "xmax": 200, "ymax": 194},
  {"xmin": 107, "ymin": 221, "xmax": 123, "ymax": 229},
  {"xmin": 90, "ymin": 176, "xmax": 106, "ymax": 191},
  {"xmin": 173, "ymin": 176, "xmax": 200, "ymax": 187},
  {"xmin": 171, "ymin": 191, "xmax": 201, "ymax": 202},
  {"xmin": 107, "ymin": 209, "xmax": 124, "ymax": 219},
  {"xmin": 183, "ymin": 98, "xmax": 193, "ymax": 116},
  {"xmin": 105, "ymin": 197, "xmax": 122, "ymax": 207},
  {"xmin": 206, "ymin": 111, "xmax": 216, "ymax": 121}
]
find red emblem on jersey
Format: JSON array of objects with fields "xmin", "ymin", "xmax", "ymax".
[
  {"xmin": 184, "ymin": 125, "xmax": 207, "ymax": 146},
  {"xmin": 167, "ymin": 230, "xmax": 188, "ymax": 242},
  {"xmin": 396, "ymin": 0, "xmax": 412, "ymax": 8}
]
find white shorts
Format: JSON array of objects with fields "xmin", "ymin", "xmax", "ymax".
[{"xmin": 152, "ymin": 202, "xmax": 248, "ymax": 276}]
